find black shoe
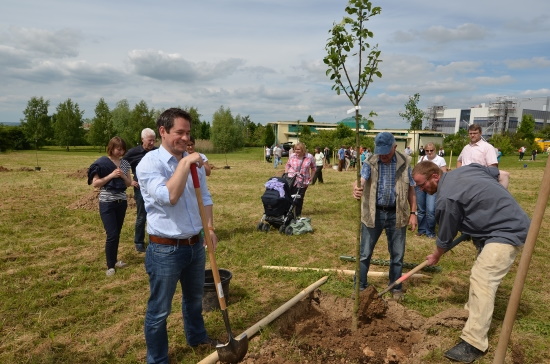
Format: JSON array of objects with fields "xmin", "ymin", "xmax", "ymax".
[
  {"xmin": 444, "ymin": 340, "xmax": 485, "ymax": 363},
  {"xmin": 191, "ymin": 336, "xmax": 220, "ymax": 348},
  {"xmin": 135, "ymin": 243, "xmax": 146, "ymax": 253}
]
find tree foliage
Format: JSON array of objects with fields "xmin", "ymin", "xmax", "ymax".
[
  {"xmin": 21, "ymin": 97, "xmax": 52, "ymax": 148},
  {"xmin": 88, "ymin": 98, "xmax": 113, "ymax": 151},
  {"xmin": 0, "ymin": 125, "xmax": 30, "ymax": 151},
  {"xmin": 399, "ymin": 93, "xmax": 424, "ymax": 131},
  {"xmin": 517, "ymin": 114, "xmax": 535, "ymax": 143},
  {"xmin": 307, "ymin": 115, "xmax": 314, "ymax": 123},
  {"xmin": 443, "ymin": 129, "xmax": 468, "ymax": 156},
  {"xmin": 264, "ymin": 124, "xmax": 275, "ymax": 147},
  {"xmin": 53, "ymin": 98, "xmax": 84, "ymax": 151},
  {"xmin": 211, "ymin": 106, "xmax": 240, "ymax": 165},
  {"xmin": 126, "ymin": 100, "xmax": 155, "ymax": 147}
]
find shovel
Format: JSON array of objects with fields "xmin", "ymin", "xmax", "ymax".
[
  {"xmin": 377, "ymin": 260, "xmax": 430, "ymax": 297},
  {"xmin": 377, "ymin": 232, "xmax": 470, "ymax": 297},
  {"xmin": 190, "ymin": 164, "xmax": 248, "ymax": 363}
]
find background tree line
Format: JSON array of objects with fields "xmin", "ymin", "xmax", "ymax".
[{"xmin": 1, "ymin": 97, "xmax": 272, "ymax": 153}]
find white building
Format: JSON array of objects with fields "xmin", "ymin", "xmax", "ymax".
[{"xmin": 427, "ymin": 96, "xmax": 550, "ymax": 137}]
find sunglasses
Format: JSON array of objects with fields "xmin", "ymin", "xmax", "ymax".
[{"xmin": 425, "ymin": 149, "xmax": 434, "ymax": 152}]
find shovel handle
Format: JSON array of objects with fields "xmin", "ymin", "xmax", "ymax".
[
  {"xmin": 378, "ymin": 260, "xmax": 429, "ymax": 297},
  {"xmin": 190, "ymin": 163, "xmax": 227, "ymax": 311}
]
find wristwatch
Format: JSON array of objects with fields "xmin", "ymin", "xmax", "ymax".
[{"xmin": 410, "ymin": 211, "xmax": 417, "ymax": 215}]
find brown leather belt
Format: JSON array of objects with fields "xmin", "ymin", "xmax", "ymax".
[{"xmin": 149, "ymin": 234, "xmax": 200, "ymax": 246}]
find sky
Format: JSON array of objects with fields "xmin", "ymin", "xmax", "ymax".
[{"xmin": 1, "ymin": 0, "xmax": 549, "ymax": 129}]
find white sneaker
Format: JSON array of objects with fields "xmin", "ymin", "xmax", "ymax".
[
  {"xmin": 106, "ymin": 268, "xmax": 115, "ymax": 276},
  {"xmin": 115, "ymin": 261, "xmax": 127, "ymax": 268}
]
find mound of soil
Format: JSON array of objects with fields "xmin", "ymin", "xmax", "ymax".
[
  {"xmin": 67, "ymin": 168, "xmax": 88, "ymax": 179},
  {"xmin": 241, "ymin": 286, "xmax": 469, "ymax": 364}
]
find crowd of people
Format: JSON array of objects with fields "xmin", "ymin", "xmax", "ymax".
[{"xmin": 88, "ymin": 116, "xmax": 534, "ymax": 363}]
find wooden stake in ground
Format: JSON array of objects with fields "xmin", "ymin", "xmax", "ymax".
[{"xmin": 493, "ymin": 158, "xmax": 550, "ymax": 363}]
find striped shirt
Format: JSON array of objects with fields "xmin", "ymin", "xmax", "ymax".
[{"xmin": 98, "ymin": 159, "xmax": 131, "ymax": 203}]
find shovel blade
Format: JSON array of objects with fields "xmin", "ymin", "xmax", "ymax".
[{"xmin": 216, "ymin": 333, "xmax": 248, "ymax": 363}]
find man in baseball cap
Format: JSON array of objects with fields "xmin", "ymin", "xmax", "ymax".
[{"xmin": 352, "ymin": 132, "xmax": 417, "ymax": 300}]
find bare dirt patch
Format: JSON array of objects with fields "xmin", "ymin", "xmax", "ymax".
[{"xmin": 241, "ymin": 287, "xmax": 470, "ymax": 364}]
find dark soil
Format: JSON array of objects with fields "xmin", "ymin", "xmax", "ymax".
[{"xmin": 240, "ymin": 286, "xmax": 470, "ymax": 364}]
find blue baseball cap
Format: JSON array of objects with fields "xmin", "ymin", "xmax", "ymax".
[{"xmin": 374, "ymin": 132, "xmax": 396, "ymax": 155}]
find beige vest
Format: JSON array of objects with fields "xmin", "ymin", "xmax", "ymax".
[{"xmin": 361, "ymin": 151, "xmax": 412, "ymax": 228}]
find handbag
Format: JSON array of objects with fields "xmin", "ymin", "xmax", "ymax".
[{"xmin": 281, "ymin": 172, "xmax": 296, "ymax": 188}]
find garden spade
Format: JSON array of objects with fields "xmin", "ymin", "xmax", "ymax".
[{"xmin": 190, "ymin": 164, "xmax": 248, "ymax": 363}]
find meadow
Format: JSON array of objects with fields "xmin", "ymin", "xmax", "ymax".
[{"xmin": 0, "ymin": 147, "xmax": 548, "ymax": 363}]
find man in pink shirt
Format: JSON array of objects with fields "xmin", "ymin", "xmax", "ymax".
[{"xmin": 456, "ymin": 124, "xmax": 498, "ymax": 168}]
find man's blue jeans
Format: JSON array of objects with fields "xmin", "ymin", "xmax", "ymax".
[
  {"xmin": 415, "ymin": 187, "xmax": 436, "ymax": 237},
  {"xmin": 134, "ymin": 187, "xmax": 146, "ymax": 245},
  {"xmin": 144, "ymin": 239, "xmax": 207, "ymax": 364},
  {"xmin": 359, "ymin": 211, "xmax": 406, "ymax": 291}
]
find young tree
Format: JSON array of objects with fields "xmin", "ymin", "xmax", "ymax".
[
  {"xmin": 186, "ymin": 106, "xmax": 202, "ymax": 139},
  {"xmin": 21, "ymin": 97, "xmax": 52, "ymax": 149},
  {"xmin": 399, "ymin": 93, "xmax": 424, "ymax": 154},
  {"xmin": 53, "ymin": 98, "xmax": 84, "ymax": 151},
  {"xmin": 324, "ymin": 0, "xmax": 382, "ymax": 330},
  {"xmin": 126, "ymin": 100, "xmax": 155, "ymax": 146},
  {"xmin": 211, "ymin": 106, "xmax": 239, "ymax": 167},
  {"xmin": 111, "ymin": 99, "xmax": 131, "ymax": 139},
  {"xmin": 264, "ymin": 124, "xmax": 275, "ymax": 147},
  {"xmin": 517, "ymin": 114, "xmax": 535, "ymax": 143},
  {"xmin": 88, "ymin": 98, "xmax": 113, "ymax": 151},
  {"xmin": 307, "ymin": 115, "xmax": 315, "ymax": 123},
  {"xmin": 200, "ymin": 121, "xmax": 211, "ymax": 140}
]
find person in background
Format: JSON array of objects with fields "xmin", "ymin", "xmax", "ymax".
[
  {"xmin": 273, "ymin": 144, "xmax": 282, "ymax": 168},
  {"xmin": 496, "ymin": 148, "xmax": 502, "ymax": 163},
  {"xmin": 352, "ymin": 132, "xmax": 417, "ymax": 300},
  {"xmin": 530, "ymin": 148, "xmax": 537, "ymax": 161},
  {"xmin": 323, "ymin": 146, "xmax": 331, "ymax": 166},
  {"xmin": 284, "ymin": 142, "xmax": 316, "ymax": 217},
  {"xmin": 456, "ymin": 124, "xmax": 510, "ymax": 189},
  {"xmin": 404, "ymin": 146, "xmax": 412, "ymax": 156},
  {"xmin": 337, "ymin": 145, "xmax": 346, "ymax": 172},
  {"xmin": 310, "ymin": 147, "xmax": 324, "ymax": 185},
  {"xmin": 415, "ymin": 142, "xmax": 447, "ymax": 238},
  {"xmin": 265, "ymin": 145, "xmax": 272, "ymax": 163},
  {"xmin": 519, "ymin": 146, "xmax": 526, "ymax": 161},
  {"xmin": 419, "ymin": 145, "xmax": 425, "ymax": 157},
  {"xmin": 457, "ymin": 124, "xmax": 497, "ymax": 168},
  {"xmin": 88, "ymin": 136, "xmax": 133, "ymax": 276},
  {"xmin": 137, "ymin": 108, "xmax": 219, "ymax": 362},
  {"xmin": 438, "ymin": 148, "xmax": 445, "ymax": 157},
  {"xmin": 412, "ymin": 161, "xmax": 529, "ymax": 363},
  {"xmin": 123, "ymin": 128, "xmax": 157, "ymax": 253},
  {"xmin": 187, "ymin": 136, "xmax": 211, "ymax": 176}
]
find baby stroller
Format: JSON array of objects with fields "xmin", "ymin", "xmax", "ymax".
[{"xmin": 257, "ymin": 175, "xmax": 303, "ymax": 234}]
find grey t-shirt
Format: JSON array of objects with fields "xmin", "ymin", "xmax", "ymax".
[{"xmin": 435, "ymin": 164, "xmax": 530, "ymax": 250}]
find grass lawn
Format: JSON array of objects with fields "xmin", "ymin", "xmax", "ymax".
[{"xmin": 0, "ymin": 147, "xmax": 549, "ymax": 363}]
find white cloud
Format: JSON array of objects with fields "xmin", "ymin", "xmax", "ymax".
[
  {"xmin": 6, "ymin": 26, "xmax": 82, "ymax": 58},
  {"xmin": 128, "ymin": 49, "xmax": 245, "ymax": 82},
  {"xmin": 505, "ymin": 57, "xmax": 550, "ymax": 69}
]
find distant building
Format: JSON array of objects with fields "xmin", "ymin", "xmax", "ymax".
[
  {"xmin": 267, "ymin": 120, "xmax": 443, "ymax": 150},
  {"xmin": 426, "ymin": 96, "xmax": 550, "ymax": 137}
]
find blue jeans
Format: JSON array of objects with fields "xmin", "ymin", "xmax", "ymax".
[
  {"xmin": 99, "ymin": 200, "xmax": 127, "ymax": 269},
  {"xmin": 273, "ymin": 156, "xmax": 280, "ymax": 168},
  {"xmin": 134, "ymin": 187, "xmax": 146, "ymax": 245},
  {"xmin": 144, "ymin": 239, "xmax": 207, "ymax": 364},
  {"xmin": 359, "ymin": 211, "xmax": 406, "ymax": 291},
  {"xmin": 416, "ymin": 187, "xmax": 436, "ymax": 236}
]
